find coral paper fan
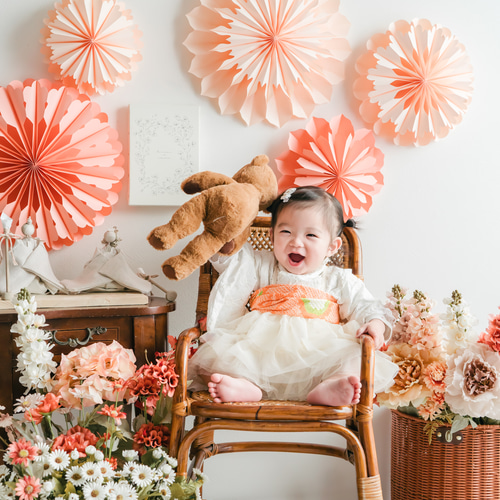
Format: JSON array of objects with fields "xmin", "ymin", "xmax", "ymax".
[
  {"xmin": 42, "ymin": 0, "xmax": 143, "ymax": 96},
  {"xmin": 276, "ymin": 115, "xmax": 384, "ymax": 221},
  {"xmin": 353, "ymin": 18, "xmax": 474, "ymax": 146},
  {"xmin": 184, "ymin": 0, "xmax": 351, "ymax": 127},
  {"xmin": 0, "ymin": 79, "xmax": 124, "ymax": 250}
]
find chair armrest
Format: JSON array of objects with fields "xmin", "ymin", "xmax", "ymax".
[
  {"xmin": 173, "ymin": 327, "xmax": 202, "ymax": 406},
  {"xmin": 359, "ymin": 333, "xmax": 375, "ymax": 409}
]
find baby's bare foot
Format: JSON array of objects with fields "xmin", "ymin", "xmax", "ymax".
[
  {"xmin": 208, "ymin": 373, "xmax": 263, "ymax": 403},
  {"xmin": 306, "ymin": 375, "xmax": 361, "ymax": 406}
]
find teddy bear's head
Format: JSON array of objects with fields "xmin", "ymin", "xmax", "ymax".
[{"xmin": 232, "ymin": 154, "xmax": 277, "ymax": 211}]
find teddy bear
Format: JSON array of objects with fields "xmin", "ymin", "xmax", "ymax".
[{"xmin": 147, "ymin": 154, "xmax": 278, "ymax": 280}]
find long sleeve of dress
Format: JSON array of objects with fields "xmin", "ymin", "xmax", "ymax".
[
  {"xmin": 334, "ymin": 269, "xmax": 393, "ymax": 339},
  {"xmin": 207, "ymin": 244, "xmax": 274, "ymax": 331}
]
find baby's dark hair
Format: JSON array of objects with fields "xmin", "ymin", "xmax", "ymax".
[{"xmin": 268, "ymin": 186, "xmax": 355, "ymax": 238}]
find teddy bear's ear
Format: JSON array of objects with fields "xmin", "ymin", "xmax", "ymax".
[{"xmin": 251, "ymin": 154, "xmax": 269, "ymax": 166}]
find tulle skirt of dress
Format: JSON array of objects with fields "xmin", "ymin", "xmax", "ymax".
[{"xmin": 188, "ymin": 311, "xmax": 398, "ymax": 401}]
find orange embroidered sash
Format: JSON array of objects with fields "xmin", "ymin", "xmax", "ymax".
[{"xmin": 249, "ymin": 284, "xmax": 340, "ymax": 324}]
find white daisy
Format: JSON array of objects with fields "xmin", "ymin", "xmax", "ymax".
[
  {"xmin": 158, "ymin": 464, "xmax": 176, "ymax": 485},
  {"xmin": 70, "ymin": 449, "xmax": 80, "ymax": 460},
  {"xmin": 48, "ymin": 449, "xmax": 70, "ymax": 470},
  {"xmin": 95, "ymin": 460, "xmax": 115, "ymax": 480},
  {"xmin": 108, "ymin": 481, "xmax": 139, "ymax": 500},
  {"xmin": 68, "ymin": 494, "xmax": 80, "ymax": 500},
  {"xmin": 83, "ymin": 481, "xmax": 107, "ymax": 500},
  {"xmin": 41, "ymin": 461, "xmax": 55, "ymax": 478},
  {"xmin": 121, "ymin": 462, "xmax": 139, "ymax": 477},
  {"xmin": 81, "ymin": 462, "xmax": 102, "ymax": 482},
  {"xmin": 157, "ymin": 481, "xmax": 172, "ymax": 500},
  {"xmin": 130, "ymin": 464, "xmax": 154, "ymax": 487},
  {"xmin": 65, "ymin": 465, "xmax": 86, "ymax": 486},
  {"xmin": 34, "ymin": 442, "xmax": 51, "ymax": 461},
  {"xmin": 0, "ymin": 464, "xmax": 9, "ymax": 477}
]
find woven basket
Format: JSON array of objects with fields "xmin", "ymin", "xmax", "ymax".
[{"xmin": 391, "ymin": 409, "xmax": 500, "ymax": 500}]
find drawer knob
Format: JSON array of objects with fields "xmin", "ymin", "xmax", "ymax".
[{"xmin": 50, "ymin": 326, "xmax": 107, "ymax": 347}]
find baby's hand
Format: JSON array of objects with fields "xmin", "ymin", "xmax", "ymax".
[{"xmin": 356, "ymin": 319, "xmax": 385, "ymax": 350}]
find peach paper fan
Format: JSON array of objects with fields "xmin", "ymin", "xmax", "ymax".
[
  {"xmin": 41, "ymin": 0, "xmax": 143, "ymax": 96},
  {"xmin": 0, "ymin": 79, "xmax": 124, "ymax": 250},
  {"xmin": 353, "ymin": 18, "xmax": 474, "ymax": 146},
  {"xmin": 276, "ymin": 114, "xmax": 384, "ymax": 221},
  {"xmin": 184, "ymin": 0, "xmax": 351, "ymax": 127}
]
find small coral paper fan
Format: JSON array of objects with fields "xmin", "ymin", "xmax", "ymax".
[
  {"xmin": 276, "ymin": 115, "xmax": 384, "ymax": 221},
  {"xmin": 0, "ymin": 79, "xmax": 124, "ymax": 250}
]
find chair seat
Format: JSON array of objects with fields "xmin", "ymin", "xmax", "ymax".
[{"xmin": 187, "ymin": 390, "xmax": 354, "ymax": 421}]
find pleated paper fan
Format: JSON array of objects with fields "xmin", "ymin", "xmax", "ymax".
[
  {"xmin": 42, "ymin": 0, "xmax": 143, "ymax": 96},
  {"xmin": 276, "ymin": 115, "xmax": 384, "ymax": 221},
  {"xmin": 353, "ymin": 18, "xmax": 474, "ymax": 146},
  {"xmin": 184, "ymin": 0, "xmax": 351, "ymax": 127},
  {"xmin": 0, "ymin": 79, "xmax": 124, "ymax": 250}
]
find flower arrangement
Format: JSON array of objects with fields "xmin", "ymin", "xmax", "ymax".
[
  {"xmin": 379, "ymin": 285, "xmax": 500, "ymax": 441},
  {"xmin": 0, "ymin": 291, "xmax": 203, "ymax": 499}
]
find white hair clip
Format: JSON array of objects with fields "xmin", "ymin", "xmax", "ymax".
[{"xmin": 280, "ymin": 188, "xmax": 296, "ymax": 203}]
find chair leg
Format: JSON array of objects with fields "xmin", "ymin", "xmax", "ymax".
[{"xmin": 357, "ymin": 475, "xmax": 383, "ymax": 500}]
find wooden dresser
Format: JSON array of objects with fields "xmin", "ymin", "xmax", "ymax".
[{"xmin": 0, "ymin": 297, "xmax": 175, "ymax": 413}]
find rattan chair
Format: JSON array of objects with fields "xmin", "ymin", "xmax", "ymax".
[{"xmin": 170, "ymin": 217, "xmax": 383, "ymax": 500}]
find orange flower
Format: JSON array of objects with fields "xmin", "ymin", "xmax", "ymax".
[
  {"xmin": 423, "ymin": 361, "xmax": 447, "ymax": 393},
  {"xmin": 25, "ymin": 393, "xmax": 60, "ymax": 425},
  {"xmin": 8, "ymin": 439, "xmax": 39, "ymax": 466}
]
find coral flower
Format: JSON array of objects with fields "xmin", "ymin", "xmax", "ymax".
[
  {"xmin": 479, "ymin": 308, "xmax": 500, "ymax": 352},
  {"xmin": 52, "ymin": 426, "xmax": 99, "ymax": 458},
  {"xmin": 15, "ymin": 475, "xmax": 41, "ymax": 500},
  {"xmin": 133, "ymin": 423, "xmax": 170, "ymax": 456},
  {"xmin": 98, "ymin": 404, "xmax": 127, "ymax": 425},
  {"xmin": 8, "ymin": 439, "xmax": 39, "ymax": 466}
]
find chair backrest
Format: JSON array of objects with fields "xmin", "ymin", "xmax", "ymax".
[{"xmin": 196, "ymin": 216, "xmax": 362, "ymax": 319}]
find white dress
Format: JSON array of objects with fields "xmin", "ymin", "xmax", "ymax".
[{"xmin": 188, "ymin": 244, "xmax": 398, "ymax": 400}]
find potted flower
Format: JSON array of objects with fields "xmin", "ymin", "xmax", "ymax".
[
  {"xmin": 379, "ymin": 285, "xmax": 500, "ymax": 500},
  {"xmin": 0, "ymin": 290, "xmax": 204, "ymax": 499}
]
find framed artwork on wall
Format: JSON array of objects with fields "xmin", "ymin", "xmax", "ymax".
[{"xmin": 129, "ymin": 104, "xmax": 199, "ymax": 206}]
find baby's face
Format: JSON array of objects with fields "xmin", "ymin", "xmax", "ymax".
[{"xmin": 271, "ymin": 205, "xmax": 341, "ymax": 275}]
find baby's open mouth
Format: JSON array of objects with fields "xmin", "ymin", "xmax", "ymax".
[{"xmin": 289, "ymin": 253, "xmax": 305, "ymax": 263}]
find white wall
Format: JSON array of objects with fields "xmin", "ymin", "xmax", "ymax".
[{"xmin": 2, "ymin": 1, "xmax": 499, "ymax": 498}]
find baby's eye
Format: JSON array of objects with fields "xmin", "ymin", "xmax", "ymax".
[
  {"xmin": 280, "ymin": 229, "xmax": 290, "ymax": 234},
  {"xmin": 307, "ymin": 233, "xmax": 318, "ymax": 238}
]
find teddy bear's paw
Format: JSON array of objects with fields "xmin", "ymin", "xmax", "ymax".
[
  {"xmin": 219, "ymin": 240, "xmax": 236, "ymax": 255},
  {"xmin": 162, "ymin": 257, "xmax": 194, "ymax": 281},
  {"xmin": 147, "ymin": 228, "xmax": 177, "ymax": 250}
]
